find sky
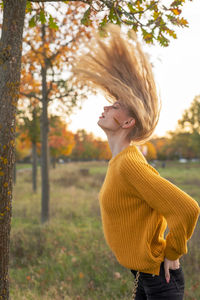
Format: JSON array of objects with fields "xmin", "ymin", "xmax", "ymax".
[{"xmin": 67, "ymin": 0, "xmax": 200, "ymax": 141}]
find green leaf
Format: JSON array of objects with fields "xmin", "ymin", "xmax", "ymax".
[
  {"xmin": 153, "ymin": 11, "xmax": 160, "ymax": 20},
  {"xmin": 29, "ymin": 16, "xmax": 36, "ymax": 28},
  {"xmin": 48, "ymin": 15, "xmax": 59, "ymax": 30},
  {"xmin": 142, "ymin": 29, "xmax": 154, "ymax": 44},
  {"xmin": 99, "ymin": 15, "xmax": 108, "ymax": 29},
  {"xmin": 157, "ymin": 33, "xmax": 169, "ymax": 47},
  {"xmin": 127, "ymin": 2, "xmax": 137, "ymax": 13},
  {"xmin": 170, "ymin": 0, "xmax": 185, "ymax": 7},
  {"xmin": 108, "ymin": 7, "xmax": 117, "ymax": 22},
  {"xmin": 148, "ymin": 1, "xmax": 157, "ymax": 11},
  {"xmin": 132, "ymin": 23, "xmax": 138, "ymax": 32},
  {"xmin": 165, "ymin": 28, "xmax": 177, "ymax": 38},
  {"xmin": 39, "ymin": 10, "xmax": 46, "ymax": 24},
  {"xmin": 26, "ymin": 1, "xmax": 32, "ymax": 13},
  {"xmin": 81, "ymin": 8, "xmax": 91, "ymax": 27}
]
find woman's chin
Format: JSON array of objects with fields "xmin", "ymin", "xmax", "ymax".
[
  {"xmin": 97, "ymin": 120, "xmax": 103, "ymax": 128},
  {"xmin": 97, "ymin": 120, "xmax": 106, "ymax": 131}
]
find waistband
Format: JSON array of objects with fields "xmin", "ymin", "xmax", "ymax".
[{"xmin": 131, "ymin": 261, "xmax": 164, "ymax": 277}]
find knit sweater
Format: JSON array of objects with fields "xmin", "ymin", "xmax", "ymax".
[{"xmin": 99, "ymin": 145, "xmax": 200, "ymax": 275}]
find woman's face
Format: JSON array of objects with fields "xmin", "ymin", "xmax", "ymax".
[{"xmin": 98, "ymin": 101, "xmax": 134, "ymax": 132}]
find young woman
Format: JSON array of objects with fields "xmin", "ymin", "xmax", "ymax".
[{"xmin": 73, "ymin": 25, "xmax": 200, "ymax": 300}]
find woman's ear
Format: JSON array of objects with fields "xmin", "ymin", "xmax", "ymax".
[{"xmin": 122, "ymin": 118, "xmax": 136, "ymax": 129}]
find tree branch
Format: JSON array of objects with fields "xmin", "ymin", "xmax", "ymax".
[
  {"xmin": 20, "ymin": 91, "xmax": 42, "ymax": 101},
  {"xmin": 49, "ymin": 89, "xmax": 75, "ymax": 102},
  {"xmin": 48, "ymin": 37, "xmax": 76, "ymax": 62},
  {"xmin": 55, "ymin": 93, "xmax": 70, "ymax": 99},
  {"xmin": 47, "ymin": 79, "xmax": 53, "ymax": 97},
  {"xmin": 30, "ymin": 0, "xmax": 89, "ymax": 3},
  {"xmin": 26, "ymin": 40, "xmax": 43, "ymax": 55}
]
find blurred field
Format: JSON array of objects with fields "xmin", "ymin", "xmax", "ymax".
[{"xmin": 10, "ymin": 160, "xmax": 200, "ymax": 300}]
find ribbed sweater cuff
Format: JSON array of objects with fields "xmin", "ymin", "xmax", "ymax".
[{"xmin": 164, "ymin": 247, "xmax": 182, "ymax": 261}]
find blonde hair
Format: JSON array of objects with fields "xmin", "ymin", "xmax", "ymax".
[{"xmin": 72, "ymin": 24, "xmax": 161, "ymax": 144}]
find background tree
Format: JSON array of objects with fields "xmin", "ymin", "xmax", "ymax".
[
  {"xmin": 0, "ymin": 0, "xmax": 194, "ymax": 297},
  {"xmin": 145, "ymin": 141, "xmax": 157, "ymax": 161},
  {"xmin": 13, "ymin": 128, "xmax": 31, "ymax": 185},
  {"xmin": 66, "ymin": 0, "xmax": 190, "ymax": 47},
  {"xmin": 151, "ymin": 137, "xmax": 170, "ymax": 160},
  {"xmin": 94, "ymin": 139, "xmax": 112, "ymax": 161},
  {"xmin": 0, "ymin": 2, "xmax": 26, "ymax": 298},
  {"xmin": 17, "ymin": 100, "xmax": 41, "ymax": 192},
  {"xmin": 70, "ymin": 130, "xmax": 97, "ymax": 161},
  {"xmin": 161, "ymin": 95, "xmax": 200, "ymax": 160},
  {"xmin": 162, "ymin": 132, "xmax": 196, "ymax": 159},
  {"xmin": 151, "ymin": 96, "xmax": 200, "ymax": 160},
  {"xmin": 49, "ymin": 116, "xmax": 75, "ymax": 168},
  {"xmin": 15, "ymin": 129, "xmax": 32, "ymax": 162},
  {"xmin": 139, "ymin": 141, "xmax": 157, "ymax": 161},
  {"xmin": 70, "ymin": 129, "xmax": 111, "ymax": 161},
  {"xmin": 21, "ymin": 3, "xmax": 91, "ymax": 222},
  {"xmin": 178, "ymin": 95, "xmax": 200, "ymax": 156}
]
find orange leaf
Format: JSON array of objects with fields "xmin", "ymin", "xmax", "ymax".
[
  {"xmin": 170, "ymin": 8, "xmax": 181, "ymax": 15},
  {"xmin": 79, "ymin": 272, "xmax": 84, "ymax": 279},
  {"xmin": 177, "ymin": 17, "xmax": 188, "ymax": 26},
  {"xmin": 26, "ymin": 276, "xmax": 31, "ymax": 281}
]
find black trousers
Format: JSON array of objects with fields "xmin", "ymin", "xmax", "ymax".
[{"xmin": 131, "ymin": 262, "xmax": 185, "ymax": 300}]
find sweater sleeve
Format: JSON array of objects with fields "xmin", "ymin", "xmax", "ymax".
[{"xmin": 123, "ymin": 155, "xmax": 200, "ymax": 260}]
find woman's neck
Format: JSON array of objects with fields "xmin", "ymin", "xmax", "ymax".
[{"xmin": 106, "ymin": 135, "xmax": 131, "ymax": 158}]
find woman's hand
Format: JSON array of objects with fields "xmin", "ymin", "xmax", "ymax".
[{"xmin": 164, "ymin": 257, "xmax": 180, "ymax": 283}]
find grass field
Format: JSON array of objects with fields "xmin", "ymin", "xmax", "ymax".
[{"xmin": 10, "ymin": 160, "xmax": 200, "ymax": 300}]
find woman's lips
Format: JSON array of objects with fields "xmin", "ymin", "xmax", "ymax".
[{"xmin": 99, "ymin": 114, "xmax": 105, "ymax": 119}]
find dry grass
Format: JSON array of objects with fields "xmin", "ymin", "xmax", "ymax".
[{"xmin": 10, "ymin": 160, "xmax": 200, "ymax": 300}]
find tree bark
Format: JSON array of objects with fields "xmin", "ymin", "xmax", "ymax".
[
  {"xmin": 0, "ymin": 0, "xmax": 26, "ymax": 298},
  {"xmin": 41, "ymin": 24, "xmax": 50, "ymax": 223},
  {"xmin": 32, "ymin": 142, "xmax": 37, "ymax": 192},
  {"xmin": 13, "ymin": 147, "xmax": 16, "ymax": 185},
  {"xmin": 41, "ymin": 65, "xmax": 50, "ymax": 223}
]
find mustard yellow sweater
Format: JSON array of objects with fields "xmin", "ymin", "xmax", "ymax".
[{"xmin": 99, "ymin": 145, "xmax": 200, "ymax": 275}]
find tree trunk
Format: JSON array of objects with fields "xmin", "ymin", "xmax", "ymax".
[
  {"xmin": 32, "ymin": 142, "xmax": 37, "ymax": 192},
  {"xmin": 0, "ymin": 1, "xmax": 26, "ymax": 298},
  {"xmin": 41, "ymin": 24, "xmax": 50, "ymax": 223},
  {"xmin": 13, "ymin": 148, "xmax": 16, "ymax": 185},
  {"xmin": 52, "ymin": 157, "xmax": 56, "ymax": 169}
]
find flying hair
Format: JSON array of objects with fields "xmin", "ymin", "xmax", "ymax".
[{"xmin": 72, "ymin": 24, "xmax": 161, "ymax": 144}]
